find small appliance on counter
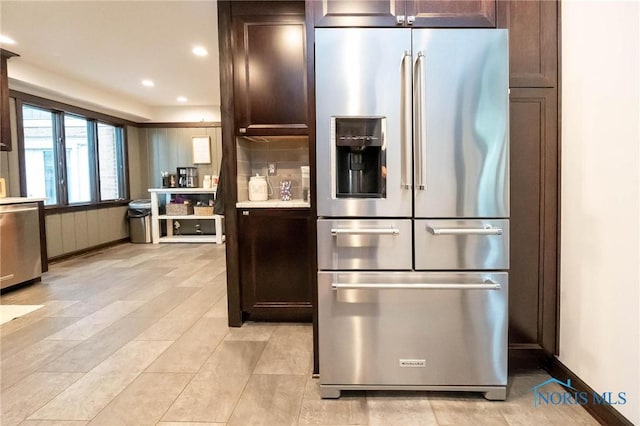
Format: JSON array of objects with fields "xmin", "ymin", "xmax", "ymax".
[
  {"xmin": 248, "ymin": 174, "xmax": 269, "ymax": 201},
  {"xmin": 177, "ymin": 167, "xmax": 198, "ymax": 188}
]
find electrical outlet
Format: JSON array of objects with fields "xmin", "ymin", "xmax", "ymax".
[{"xmin": 268, "ymin": 162, "xmax": 277, "ymax": 175}]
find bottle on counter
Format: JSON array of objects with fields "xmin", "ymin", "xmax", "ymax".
[{"xmin": 279, "ymin": 178, "xmax": 292, "ymax": 201}]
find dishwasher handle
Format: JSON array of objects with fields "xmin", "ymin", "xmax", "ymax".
[
  {"xmin": 0, "ymin": 206, "xmax": 39, "ymax": 214},
  {"xmin": 332, "ymin": 281, "xmax": 501, "ymax": 291}
]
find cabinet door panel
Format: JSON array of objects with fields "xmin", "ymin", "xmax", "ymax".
[
  {"xmin": 233, "ymin": 14, "xmax": 308, "ymax": 135},
  {"xmin": 508, "ymin": 88, "xmax": 557, "ymax": 353},
  {"xmin": 408, "ymin": 0, "xmax": 496, "ymax": 27},
  {"xmin": 312, "ymin": 0, "xmax": 403, "ymax": 27},
  {"xmin": 239, "ymin": 209, "xmax": 313, "ymax": 321},
  {"xmin": 497, "ymin": 0, "xmax": 557, "ymax": 87}
]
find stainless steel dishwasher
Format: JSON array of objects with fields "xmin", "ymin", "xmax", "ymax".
[{"xmin": 0, "ymin": 203, "xmax": 42, "ymax": 289}]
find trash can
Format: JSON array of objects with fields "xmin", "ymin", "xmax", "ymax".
[{"xmin": 128, "ymin": 199, "xmax": 152, "ymax": 243}]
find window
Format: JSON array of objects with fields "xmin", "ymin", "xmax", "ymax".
[{"xmin": 20, "ymin": 102, "xmax": 127, "ymax": 207}]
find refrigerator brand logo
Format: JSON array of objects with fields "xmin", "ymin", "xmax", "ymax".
[
  {"xmin": 529, "ymin": 378, "xmax": 627, "ymax": 408},
  {"xmin": 399, "ymin": 359, "xmax": 426, "ymax": 368}
]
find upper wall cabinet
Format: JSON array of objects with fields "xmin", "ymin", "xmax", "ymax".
[
  {"xmin": 312, "ymin": 0, "xmax": 496, "ymax": 28},
  {"xmin": 233, "ymin": 2, "xmax": 308, "ymax": 136},
  {"xmin": 497, "ymin": 0, "xmax": 557, "ymax": 87}
]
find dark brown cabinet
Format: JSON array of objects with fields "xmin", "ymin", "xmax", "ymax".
[
  {"xmin": 233, "ymin": 2, "xmax": 308, "ymax": 136},
  {"xmin": 497, "ymin": 0, "xmax": 557, "ymax": 87},
  {"xmin": 508, "ymin": 90, "xmax": 558, "ymax": 353},
  {"xmin": 311, "ymin": 0, "xmax": 496, "ymax": 27},
  {"xmin": 499, "ymin": 0, "xmax": 559, "ymax": 357},
  {"xmin": 1, "ymin": 49, "xmax": 19, "ymax": 151},
  {"xmin": 238, "ymin": 208, "xmax": 313, "ymax": 321}
]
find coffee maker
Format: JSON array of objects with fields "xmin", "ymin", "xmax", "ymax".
[
  {"xmin": 334, "ymin": 117, "xmax": 385, "ymax": 198},
  {"xmin": 177, "ymin": 167, "xmax": 198, "ymax": 188}
]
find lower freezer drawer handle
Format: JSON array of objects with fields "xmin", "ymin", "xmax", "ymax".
[
  {"xmin": 331, "ymin": 282, "xmax": 501, "ymax": 290},
  {"xmin": 331, "ymin": 228, "xmax": 400, "ymax": 236},
  {"xmin": 427, "ymin": 226, "xmax": 503, "ymax": 236}
]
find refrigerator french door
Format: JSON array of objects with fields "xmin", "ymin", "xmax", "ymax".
[
  {"xmin": 315, "ymin": 28, "xmax": 509, "ymax": 400},
  {"xmin": 315, "ymin": 28, "xmax": 508, "ymax": 217}
]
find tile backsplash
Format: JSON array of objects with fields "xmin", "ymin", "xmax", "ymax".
[{"xmin": 236, "ymin": 136, "xmax": 309, "ymax": 202}]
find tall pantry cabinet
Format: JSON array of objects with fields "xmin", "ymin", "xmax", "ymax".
[{"xmin": 219, "ymin": 1, "xmax": 315, "ymax": 325}]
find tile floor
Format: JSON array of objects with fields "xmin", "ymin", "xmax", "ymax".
[{"xmin": 1, "ymin": 243, "xmax": 598, "ymax": 425}]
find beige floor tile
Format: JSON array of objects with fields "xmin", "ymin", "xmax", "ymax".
[
  {"xmin": 163, "ymin": 285, "xmax": 225, "ymax": 321},
  {"xmin": 28, "ymin": 340, "xmax": 172, "ymax": 421},
  {"xmin": 162, "ymin": 340, "xmax": 266, "ymax": 423},
  {"xmin": 88, "ymin": 372, "xmax": 192, "ymax": 425},
  {"xmin": 366, "ymin": 391, "xmax": 437, "ymax": 426},
  {"xmin": 145, "ymin": 317, "xmax": 228, "ymax": 373},
  {"xmin": 39, "ymin": 316, "xmax": 158, "ymax": 373},
  {"xmin": 204, "ymin": 295, "xmax": 228, "ymax": 319},
  {"xmin": 429, "ymin": 393, "xmax": 509, "ymax": 426},
  {"xmin": 0, "ymin": 300, "xmax": 79, "ymax": 338},
  {"xmin": 125, "ymin": 286, "xmax": 200, "ymax": 318},
  {"xmin": 223, "ymin": 321, "xmax": 278, "ymax": 342},
  {"xmin": 253, "ymin": 325, "xmax": 312, "ymax": 376},
  {"xmin": 157, "ymin": 423, "xmax": 225, "ymax": 426},
  {"xmin": 0, "ymin": 372, "xmax": 82, "ymax": 426},
  {"xmin": 1, "ymin": 317, "xmax": 82, "ymax": 358},
  {"xmin": 135, "ymin": 316, "xmax": 201, "ymax": 341},
  {"xmin": 298, "ymin": 377, "xmax": 368, "ymax": 425},
  {"xmin": 18, "ymin": 421, "xmax": 88, "ymax": 426},
  {"xmin": 1, "ymin": 339, "xmax": 81, "ymax": 391},
  {"xmin": 228, "ymin": 374, "xmax": 307, "ymax": 426},
  {"xmin": 46, "ymin": 301, "xmax": 144, "ymax": 341}
]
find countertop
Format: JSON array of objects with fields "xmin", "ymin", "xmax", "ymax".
[
  {"xmin": 149, "ymin": 187, "xmax": 217, "ymax": 194},
  {"xmin": 0, "ymin": 197, "xmax": 45, "ymax": 205},
  {"xmin": 236, "ymin": 199, "xmax": 310, "ymax": 209}
]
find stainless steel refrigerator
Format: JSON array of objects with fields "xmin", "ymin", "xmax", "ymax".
[{"xmin": 315, "ymin": 28, "xmax": 509, "ymax": 400}]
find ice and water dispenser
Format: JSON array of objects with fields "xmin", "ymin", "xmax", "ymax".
[{"xmin": 334, "ymin": 117, "xmax": 386, "ymax": 198}]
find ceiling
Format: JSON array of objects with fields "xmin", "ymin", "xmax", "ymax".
[{"xmin": 0, "ymin": 1, "xmax": 220, "ymax": 114}]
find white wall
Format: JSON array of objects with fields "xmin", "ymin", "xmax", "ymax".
[{"xmin": 560, "ymin": 1, "xmax": 639, "ymax": 423}]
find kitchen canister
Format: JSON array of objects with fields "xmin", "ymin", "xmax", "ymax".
[
  {"xmin": 202, "ymin": 175, "xmax": 212, "ymax": 189},
  {"xmin": 248, "ymin": 174, "xmax": 269, "ymax": 201}
]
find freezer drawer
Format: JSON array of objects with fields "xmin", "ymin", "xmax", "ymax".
[
  {"xmin": 318, "ymin": 271, "xmax": 508, "ymax": 389},
  {"xmin": 414, "ymin": 219, "xmax": 509, "ymax": 270},
  {"xmin": 317, "ymin": 219, "xmax": 412, "ymax": 270}
]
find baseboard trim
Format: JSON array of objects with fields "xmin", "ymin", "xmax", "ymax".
[
  {"xmin": 546, "ymin": 357, "xmax": 634, "ymax": 426},
  {"xmin": 48, "ymin": 238, "xmax": 130, "ymax": 264}
]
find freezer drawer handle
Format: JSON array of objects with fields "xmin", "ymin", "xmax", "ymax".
[
  {"xmin": 427, "ymin": 225, "xmax": 503, "ymax": 236},
  {"xmin": 331, "ymin": 228, "xmax": 400, "ymax": 236},
  {"xmin": 331, "ymin": 281, "xmax": 501, "ymax": 291}
]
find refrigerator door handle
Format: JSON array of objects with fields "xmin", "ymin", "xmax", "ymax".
[
  {"xmin": 414, "ymin": 51, "xmax": 426, "ymax": 191},
  {"xmin": 401, "ymin": 51, "xmax": 412, "ymax": 190},
  {"xmin": 332, "ymin": 281, "xmax": 501, "ymax": 291},
  {"xmin": 427, "ymin": 225, "xmax": 504, "ymax": 236},
  {"xmin": 331, "ymin": 228, "xmax": 400, "ymax": 236}
]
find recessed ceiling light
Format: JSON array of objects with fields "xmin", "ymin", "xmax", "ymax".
[
  {"xmin": 192, "ymin": 46, "xmax": 208, "ymax": 57},
  {"xmin": 0, "ymin": 34, "xmax": 16, "ymax": 45},
  {"xmin": 141, "ymin": 79, "xmax": 154, "ymax": 87},
  {"xmin": 177, "ymin": 96, "xmax": 187, "ymax": 102}
]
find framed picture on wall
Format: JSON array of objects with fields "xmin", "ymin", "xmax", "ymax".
[{"xmin": 192, "ymin": 136, "xmax": 211, "ymax": 164}]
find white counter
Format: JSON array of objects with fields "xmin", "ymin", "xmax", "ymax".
[
  {"xmin": 0, "ymin": 197, "xmax": 46, "ymax": 205},
  {"xmin": 236, "ymin": 199, "xmax": 310, "ymax": 208}
]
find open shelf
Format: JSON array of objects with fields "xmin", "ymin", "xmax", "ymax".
[{"xmin": 149, "ymin": 188, "xmax": 224, "ymax": 245}]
